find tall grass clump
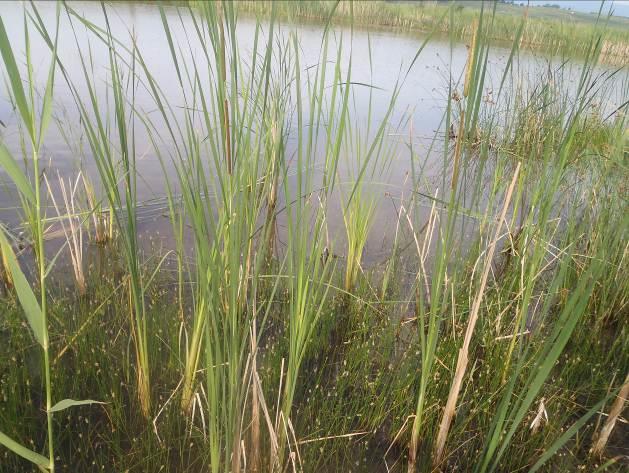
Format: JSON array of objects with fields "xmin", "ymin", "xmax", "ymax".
[
  {"xmin": 403, "ymin": 6, "xmax": 627, "ymax": 472},
  {"xmin": 405, "ymin": 6, "xmax": 505, "ymax": 469},
  {"xmin": 0, "ymin": 7, "xmax": 100, "ymax": 471},
  {"xmin": 0, "ymin": 8, "xmax": 60, "ymax": 470},
  {"xmin": 273, "ymin": 31, "xmax": 339, "ymax": 466},
  {"xmin": 341, "ymin": 186, "xmax": 375, "ymax": 292},
  {"xmin": 134, "ymin": 4, "xmax": 279, "ymax": 470},
  {"xmin": 474, "ymin": 38, "xmax": 626, "ymax": 471},
  {"xmin": 134, "ymin": 3, "xmax": 317, "ymax": 470},
  {"xmin": 339, "ymin": 42, "xmax": 398, "ymax": 294},
  {"xmin": 481, "ymin": 65, "xmax": 628, "ymax": 165},
  {"xmin": 52, "ymin": 6, "xmax": 154, "ymax": 419}
]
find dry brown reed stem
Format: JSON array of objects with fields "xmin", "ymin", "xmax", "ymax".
[
  {"xmin": 432, "ymin": 162, "xmax": 521, "ymax": 466},
  {"xmin": 591, "ymin": 373, "xmax": 629, "ymax": 457},
  {"xmin": 231, "ymin": 406, "xmax": 242, "ymax": 473},
  {"xmin": 250, "ymin": 320, "xmax": 260, "ymax": 472},
  {"xmin": 81, "ymin": 174, "xmax": 108, "ymax": 244},
  {"xmin": 45, "ymin": 172, "xmax": 86, "ymax": 295},
  {"xmin": 252, "ymin": 367, "xmax": 278, "ymax": 465}
]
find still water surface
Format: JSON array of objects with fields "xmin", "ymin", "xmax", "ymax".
[{"xmin": 0, "ymin": 1, "xmax": 626, "ymax": 266}]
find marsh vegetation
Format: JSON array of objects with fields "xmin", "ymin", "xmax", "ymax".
[{"xmin": 0, "ymin": 1, "xmax": 627, "ymax": 472}]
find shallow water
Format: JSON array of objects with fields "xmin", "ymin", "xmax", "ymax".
[{"xmin": 0, "ymin": 1, "xmax": 627, "ymax": 267}]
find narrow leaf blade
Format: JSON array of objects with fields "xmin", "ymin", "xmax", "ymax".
[
  {"xmin": 0, "ymin": 17, "xmax": 34, "ymax": 140},
  {"xmin": 49, "ymin": 398, "xmax": 104, "ymax": 413},
  {"xmin": 0, "ymin": 430, "xmax": 49, "ymax": 467},
  {"xmin": 38, "ymin": 2, "xmax": 61, "ymax": 145},
  {"xmin": 0, "ymin": 228, "xmax": 45, "ymax": 346},
  {"xmin": 0, "ymin": 143, "xmax": 35, "ymax": 204}
]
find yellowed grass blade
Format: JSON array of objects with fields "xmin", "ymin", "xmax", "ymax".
[{"xmin": 433, "ymin": 162, "xmax": 521, "ymax": 466}]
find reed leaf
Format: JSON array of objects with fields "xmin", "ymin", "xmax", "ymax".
[
  {"xmin": 0, "ymin": 16, "xmax": 34, "ymax": 140},
  {"xmin": 0, "ymin": 143, "xmax": 35, "ymax": 204},
  {"xmin": 0, "ymin": 227, "xmax": 45, "ymax": 347},
  {"xmin": 0, "ymin": 431, "xmax": 49, "ymax": 468}
]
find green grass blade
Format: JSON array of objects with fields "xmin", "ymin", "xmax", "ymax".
[
  {"xmin": 49, "ymin": 399, "xmax": 105, "ymax": 413},
  {"xmin": 0, "ymin": 143, "xmax": 35, "ymax": 204},
  {"xmin": 0, "ymin": 16, "xmax": 34, "ymax": 140},
  {"xmin": 159, "ymin": 5, "xmax": 182, "ymax": 86},
  {"xmin": 0, "ymin": 431, "xmax": 49, "ymax": 468},
  {"xmin": 0, "ymin": 227, "xmax": 45, "ymax": 347},
  {"xmin": 37, "ymin": 2, "xmax": 60, "ymax": 147}
]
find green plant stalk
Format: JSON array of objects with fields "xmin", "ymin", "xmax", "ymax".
[
  {"xmin": 33, "ymin": 47, "xmax": 53, "ymax": 473},
  {"xmin": 407, "ymin": 6, "xmax": 496, "ymax": 470},
  {"xmin": 35, "ymin": 148, "xmax": 54, "ymax": 473},
  {"xmin": 342, "ymin": 188, "xmax": 375, "ymax": 292},
  {"xmin": 0, "ymin": 7, "xmax": 60, "ymax": 469},
  {"xmin": 26, "ymin": 17, "xmax": 54, "ymax": 467},
  {"xmin": 142, "ymin": 3, "xmax": 289, "ymax": 469}
]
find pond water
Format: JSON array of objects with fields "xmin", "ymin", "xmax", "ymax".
[{"xmin": 0, "ymin": 1, "xmax": 627, "ymax": 268}]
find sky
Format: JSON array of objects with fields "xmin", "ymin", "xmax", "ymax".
[{"xmin": 516, "ymin": 1, "xmax": 629, "ymax": 17}]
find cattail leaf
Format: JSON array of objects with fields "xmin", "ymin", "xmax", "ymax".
[
  {"xmin": 0, "ymin": 430, "xmax": 49, "ymax": 468},
  {"xmin": 49, "ymin": 398, "xmax": 105, "ymax": 413},
  {"xmin": 0, "ymin": 17, "xmax": 34, "ymax": 140},
  {"xmin": 0, "ymin": 143, "xmax": 35, "ymax": 204},
  {"xmin": 0, "ymin": 228, "xmax": 45, "ymax": 347}
]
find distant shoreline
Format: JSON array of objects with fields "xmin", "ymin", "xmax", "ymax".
[{"xmin": 216, "ymin": 0, "xmax": 629, "ymax": 65}]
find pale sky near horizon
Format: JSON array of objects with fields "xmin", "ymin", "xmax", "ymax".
[{"xmin": 516, "ymin": 1, "xmax": 629, "ymax": 17}]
